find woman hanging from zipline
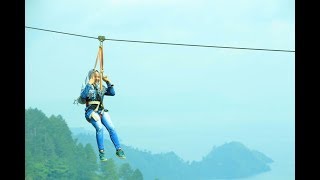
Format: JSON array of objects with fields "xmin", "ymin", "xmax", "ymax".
[{"xmin": 77, "ymin": 37, "xmax": 126, "ymax": 161}]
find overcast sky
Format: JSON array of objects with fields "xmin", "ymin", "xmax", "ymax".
[{"xmin": 25, "ymin": 0, "xmax": 294, "ymax": 169}]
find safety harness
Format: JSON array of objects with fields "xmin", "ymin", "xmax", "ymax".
[{"xmin": 87, "ymin": 101, "xmax": 101, "ymax": 112}]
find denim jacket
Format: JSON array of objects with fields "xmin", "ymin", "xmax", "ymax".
[{"xmin": 80, "ymin": 81, "xmax": 115, "ymax": 120}]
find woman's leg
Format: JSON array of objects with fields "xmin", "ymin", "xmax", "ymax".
[
  {"xmin": 89, "ymin": 113, "xmax": 105, "ymax": 151},
  {"xmin": 100, "ymin": 111, "xmax": 121, "ymax": 150}
]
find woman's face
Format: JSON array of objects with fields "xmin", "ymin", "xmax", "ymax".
[{"xmin": 93, "ymin": 71, "xmax": 100, "ymax": 84}]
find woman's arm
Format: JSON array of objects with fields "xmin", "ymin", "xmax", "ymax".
[
  {"xmin": 103, "ymin": 76, "xmax": 115, "ymax": 96},
  {"xmin": 80, "ymin": 83, "xmax": 93, "ymax": 99}
]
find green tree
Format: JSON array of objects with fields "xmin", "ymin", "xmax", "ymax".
[
  {"xmin": 131, "ymin": 169, "xmax": 143, "ymax": 180},
  {"xmin": 25, "ymin": 108, "xmax": 101, "ymax": 179},
  {"xmin": 100, "ymin": 158, "xmax": 119, "ymax": 180},
  {"xmin": 119, "ymin": 163, "xmax": 134, "ymax": 180},
  {"xmin": 73, "ymin": 143, "xmax": 99, "ymax": 179}
]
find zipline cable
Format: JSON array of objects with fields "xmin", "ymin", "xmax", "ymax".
[{"xmin": 25, "ymin": 26, "xmax": 294, "ymax": 53}]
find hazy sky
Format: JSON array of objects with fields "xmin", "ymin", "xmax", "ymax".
[{"xmin": 25, "ymin": 0, "xmax": 294, "ymax": 165}]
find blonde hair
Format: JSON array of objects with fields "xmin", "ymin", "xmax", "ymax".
[{"xmin": 88, "ymin": 69, "xmax": 99, "ymax": 79}]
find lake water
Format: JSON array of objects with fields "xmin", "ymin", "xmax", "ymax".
[{"xmin": 239, "ymin": 161, "xmax": 294, "ymax": 180}]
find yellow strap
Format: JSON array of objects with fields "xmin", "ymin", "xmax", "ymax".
[
  {"xmin": 88, "ymin": 101, "xmax": 100, "ymax": 112},
  {"xmin": 99, "ymin": 45, "xmax": 104, "ymax": 91},
  {"xmin": 88, "ymin": 101, "xmax": 100, "ymax": 105},
  {"xmin": 92, "ymin": 41, "xmax": 105, "ymax": 93},
  {"xmin": 93, "ymin": 45, "xmax": 104, "ymax": 91},
  {"xmin": 93, "ymin": 46, "xmax": 101, "ymax": 71}
]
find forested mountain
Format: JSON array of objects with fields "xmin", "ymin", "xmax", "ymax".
[
  {"xmin": 26, "ymin": 108, "xmax": 143, "ymax": 180},
  {"xmin": 72, "ymin": 126, "xmax": 273, "ymax": 179},
  {"xmin": 188, "ymin": 141, "xmax": 273, "ymax": 179},
  {"xmin": 73, "ymin": 131, "xmax": 188, "ymax": 180},
  {"xmin": 74, "ymin": 130, "xmax": 273, "ymax": 180},
  {"xmin": 26, "ymin": 107, "xmax": 272, "ymax": 180}
]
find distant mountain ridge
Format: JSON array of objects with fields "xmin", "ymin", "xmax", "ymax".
[
  {"xmin": 25, "ymin": 107, "xmax": 273, "ymax": 180},
  {"xmin": 189, "ymin": 141, "xmax": 273, "ymax": 179},
  {"xmin": 71, "ymin": 128, "xmax": 273, "ymax": 180}
]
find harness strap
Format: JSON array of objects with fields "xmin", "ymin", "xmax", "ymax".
[
  {"xmin": 93, "ymin": 45, "xmax": 104, "ymax": 91},
  {"xmin": 87, "ymin": 101, "xmax": 100, "ymax": 105},
  {"xmin": 99, "ymin": 45, "xmax": 104, "ymax": 91},
  {"xmin": 87, "ymin": 101, "xmax": 100, "ymax": 112}
]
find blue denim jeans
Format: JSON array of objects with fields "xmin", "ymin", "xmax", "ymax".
[{"xmin": 88, "ymin": 111, "xmax": 121, "ymax": 151}]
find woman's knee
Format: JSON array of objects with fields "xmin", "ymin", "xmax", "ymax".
[
  {"xmin": 96, "ymin": 126, "xmax": 104, "ymax": 134},
  {"xmin": 91, "ymin": 120, "xmax": 104, "ymax": 131},
  {"xmin": 107, "ymin": 126, "xmax": 117, "ymax": 134}
]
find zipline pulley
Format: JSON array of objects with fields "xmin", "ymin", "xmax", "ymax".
[{"xmin": 98, "ymin": 35, "xmax": 106, "ymax": 46}]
